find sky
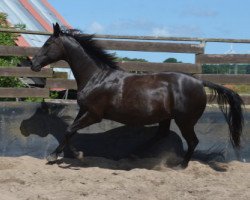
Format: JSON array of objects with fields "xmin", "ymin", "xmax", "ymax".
[{"xmin": 49, "ymin": 0, "xmax": 250, "ymax": 63}]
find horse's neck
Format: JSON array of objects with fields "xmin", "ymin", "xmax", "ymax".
[{"xmin": 62, "ymin": 37, "xmax": 100, "ymax": 90}]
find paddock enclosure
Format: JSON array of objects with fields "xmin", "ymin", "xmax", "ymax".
[{"xmin": 0, "ymin": 28, "xmax": 250, "ymax": 163}]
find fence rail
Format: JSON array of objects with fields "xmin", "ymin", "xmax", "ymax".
[
  {"xmin": 0, "ymin": 67, "xmax": 53, "ymax": 77},
  {"xmin": 0, "ymin": 29, "xmax": 250, "ymax": 103},
  {"xmin": 196, "ymin": 54, "xmax": 250, "ymax": 64},
  {"xmin": 1, "ymin": 28, "xmax": 250, "ymax": 43},
  {"xmin": 0, "ymin": 88, "xmax": 49, "ymax": 98},
  {"xmin": 0, "ymin": 41, "xmax": 203, "ymax": 55}
]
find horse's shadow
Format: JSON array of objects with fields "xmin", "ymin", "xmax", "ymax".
[{"xmin": 20, "ymin": 102, "xmax": 226, "ymax": 171}]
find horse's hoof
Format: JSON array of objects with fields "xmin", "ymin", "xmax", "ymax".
[
  {"xmin": 171, "ymin": 164, "xmax": 186, "ymax": 170},
  {"xmin": 169, "ymin": 160, "xmax": 188, "ymax": 170},
  {"xmin": 181, "ymin": 162, "xmax": 188, "ymax": 169},
  {"xmin": 46, "ymin": 153, "xmax": 58, "ymax": 164},
  {"xmin": 171, "ymin": 163, "xmax": 182, "ymax": 170},
  {"xmin": 74, "ymin": 151, "xmax": 84, "ymax": 161}
]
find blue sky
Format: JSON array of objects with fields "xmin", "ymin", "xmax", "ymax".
[{"xmin": 49, "ymin": 0, "xmax": 250, "ymax": 63}]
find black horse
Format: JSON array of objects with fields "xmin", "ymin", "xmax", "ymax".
[{"xmin": 31, "ymin": 23, "xmax": 244, "ymax": 168}]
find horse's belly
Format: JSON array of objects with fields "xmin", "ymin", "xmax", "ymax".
[{"xmin": 104, "ymin": 105, "xmax": 171, "ymax": 125}]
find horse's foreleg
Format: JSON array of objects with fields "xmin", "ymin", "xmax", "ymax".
[
  {"xmin": 47, "ymin": 108, "xmax": 85, "ymax": 162},
  {"xmin": 47, "ymin": 110, "xmax": 100, "ymax": 163},
  {"xmin": 46, "ymin": 131, "xmax": 77, "ymax": 163}
]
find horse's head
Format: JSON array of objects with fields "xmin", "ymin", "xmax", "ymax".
[{"xmin": 31, "ymin": 23, "xmax": 65, "ymax": 72}]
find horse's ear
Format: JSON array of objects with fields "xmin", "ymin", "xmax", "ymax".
[{"xmin": 53, "ymin": 22, "xmax": 61, "ymax": 37}]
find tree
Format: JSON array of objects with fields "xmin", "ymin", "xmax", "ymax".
[
  {"xmin": 163, "ymin": 57, "xmax": 182, "ymax": 63},
  {"xmin": 0, "ymin": 12, "xmax": 26, "ymax": 90},
  {"xmin": 116, "ymin": 56, "xmax": 148, "ymax": 62}
]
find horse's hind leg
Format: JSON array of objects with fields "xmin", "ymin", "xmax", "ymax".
[
  {"xmin": 131, "ymin": 119, "xmax": 171, "ymax": 157},
  {"xmin": 145, "ymin": 119, "xmax": 171, "ymax": 144},
  {"xmin": 175, "ymin": 120, "xmax": 199, "ymax": 168},
  {"xmin": 151, "ymin": 119, "xmax": 171, "ymax": 143},
  {"xmin": 158, "ymin": 119, "xmax": 171, "ymax": 136}
]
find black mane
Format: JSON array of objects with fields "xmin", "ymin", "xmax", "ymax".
[{"xmin": 62, "ymin": 29, "xmax": 119, "ymax": 70}]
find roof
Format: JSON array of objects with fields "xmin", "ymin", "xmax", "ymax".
[
  {"xmin": 0, "ymin": 0, "xmax": 74, "ymax": 84},
  {"xmin": 0, "ymin": 0, "xmax": 71, "ymax": 47}
]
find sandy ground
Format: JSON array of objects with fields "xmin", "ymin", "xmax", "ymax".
[{"xmin": 0, "ymin": 156, "xmax": 249, "ymax": 200}]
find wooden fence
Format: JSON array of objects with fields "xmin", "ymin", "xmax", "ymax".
[{"xmin": 0, "ymin": 29, "xmax": 250, "ymax": 104}]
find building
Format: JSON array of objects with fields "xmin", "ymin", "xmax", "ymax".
[
  {"xmin": 0, "ymin": 0, "xmax": 71, "ymax": 47},
  {"xmin": 0, "ymin": 0, "xmax": 73, "ymax": 82}
]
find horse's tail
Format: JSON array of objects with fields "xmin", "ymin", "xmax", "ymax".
[{"xmin": 202, "ymin": 80, "xmax": 244, "ymax": 149}]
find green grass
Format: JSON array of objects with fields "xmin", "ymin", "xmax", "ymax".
[{"xmin": 223, "ymin": 85, "xmax": 250, "ymax": 94}]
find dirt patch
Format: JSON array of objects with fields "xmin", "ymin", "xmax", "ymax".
[{"xmin": 0, "ymin": 156, "xmax": 249, "ymax": 200}]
